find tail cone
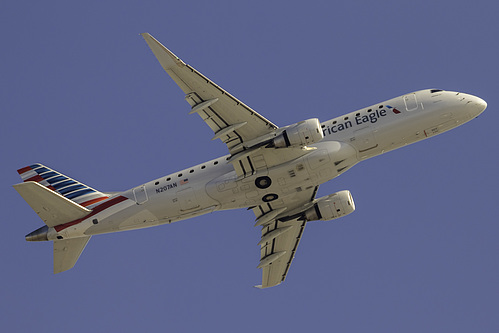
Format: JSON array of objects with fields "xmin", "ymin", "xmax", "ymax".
[{"xmin": 25, "ymin": 225, "xmax": 48, "ymax": 242}]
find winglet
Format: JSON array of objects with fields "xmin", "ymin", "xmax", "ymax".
[{"xmin": 141, "ymin": 33, "xmax": 186, "ymax": 69}]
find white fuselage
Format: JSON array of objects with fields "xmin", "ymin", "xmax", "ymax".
[{"xmin": 48, "ymin": 89, "xmax": 486, "ymax": 241}]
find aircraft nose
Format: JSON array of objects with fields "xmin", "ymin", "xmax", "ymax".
[
  {"xmin": 457, "ymin": 93, "xmax": 487, "ymax": 118},
  {"xmin": 476, "ymin": 96, "xmax": 487, "ymax": 113},
  {"xmin": 469, "ymin": 95, "xmax": 487, "ymax": 117}
]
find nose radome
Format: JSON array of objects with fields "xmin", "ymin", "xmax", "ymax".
[
  {"xmin": 471, "ymin": 95, "xmax": 487, "ymax": 116},
  {"xmin": 476, "ymin": 96, "xmax": 487, "ymax": 112},
  {"xmin": 458, "ymin": 92, "xmax": 487, "ymax": 117}
]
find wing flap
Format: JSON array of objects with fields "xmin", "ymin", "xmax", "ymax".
[
  {"xmin": 13, "ymin": 181, "xmax": 91, "ymax": 227},
  {"xmin": 53, "ymin": 236, "xmax": 91, "ymax": 273}
]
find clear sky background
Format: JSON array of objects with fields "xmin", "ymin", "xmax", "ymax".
[{"xmin": 2, "ymin": 1, "xmax": 498, "ymax": 332}]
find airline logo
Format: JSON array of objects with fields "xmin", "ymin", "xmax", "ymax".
[
  {"xmin": 17, "ymin": 164, "xmax": 109, "ymax": 207},
  {"xmin": 387, "ymin": 105, "xmax": 401, "ymax": 114}
]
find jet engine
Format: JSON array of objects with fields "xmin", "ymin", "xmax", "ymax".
[
  {"xmin": 304, "ymin": 190, "xmax": 355, "ymax": 221},
  {"xmin": 270, "ymin": 118, "xmax": 323, "ymax": 148}
]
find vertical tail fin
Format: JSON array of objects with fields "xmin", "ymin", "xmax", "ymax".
[{"xmin": 17, "ymin": 163, "xmax": 109, "ymax": 208}]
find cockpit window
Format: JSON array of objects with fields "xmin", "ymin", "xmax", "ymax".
[{"xmin": 431, "ymin": 89, "xmax": 444, "ymax": 93}]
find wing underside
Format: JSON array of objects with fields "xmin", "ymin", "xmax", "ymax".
[
  {"xmin": 141, "ymin": 33, "xmax": 317, "ymax": 182},
  {"xmin": 141, "ymin": 33, "xmax": 278, "ymax": 154},
  {"xmin": 256, "ymin": 217, "xmax": 307, "ymax": 288},
  {"xmin": 253, "ymin": 186, "xmax": 319, "ymax": 288}
]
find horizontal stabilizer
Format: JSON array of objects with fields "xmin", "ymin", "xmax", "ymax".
[
  {"xmin": 53, "ymin": 236, "xmax": 91, "ymax": 273},
  {"xmin": 13, "ymin": 181, "xmax": 91, "ymax": 227}
]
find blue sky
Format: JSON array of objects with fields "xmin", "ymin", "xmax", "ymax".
[{"xmin": 2, "ymin": 1, "xmax": 498, "ymax": 332}]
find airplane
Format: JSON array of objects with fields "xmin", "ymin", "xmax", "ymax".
[{"xmin": 14, "ymin": 33, "xmax": 487, "ymax": 289}]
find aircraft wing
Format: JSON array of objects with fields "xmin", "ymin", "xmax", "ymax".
[
  {"xmin": 141, "ymin": 33, "xmax": 278, "ymax": 155},
  {"xmin": 255, "ymin": 216, "xmax": 307, "ymax": 289},
  {"xmin": 142, "ymin": 33, "xmax": 316, "ymax": 178},
  {"xmin": 253, "ymin": 186, "xmax": 319, "ymax": 288}
]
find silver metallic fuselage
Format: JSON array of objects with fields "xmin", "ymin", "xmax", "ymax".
[{"xmin": 46, "ymin": 89, "xmax": 486, "ymax": 241}]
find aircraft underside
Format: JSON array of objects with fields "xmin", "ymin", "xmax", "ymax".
[{"xmin": 14, "ymin": 33, "xmax": 486, "ymax": 288}]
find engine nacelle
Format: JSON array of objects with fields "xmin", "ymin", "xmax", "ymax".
[
  {"xmin": 304, "ymin": 190, "xmax": 355, "ymax": 221},
  {"xmin": 272, "ymin": 118, "xmax": 323, "ymax": 148}
]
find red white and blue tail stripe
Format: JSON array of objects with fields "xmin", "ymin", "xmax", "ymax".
[{"xmin": 17, "ymin": 163, "xmax": 110, "ymax": 208}]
